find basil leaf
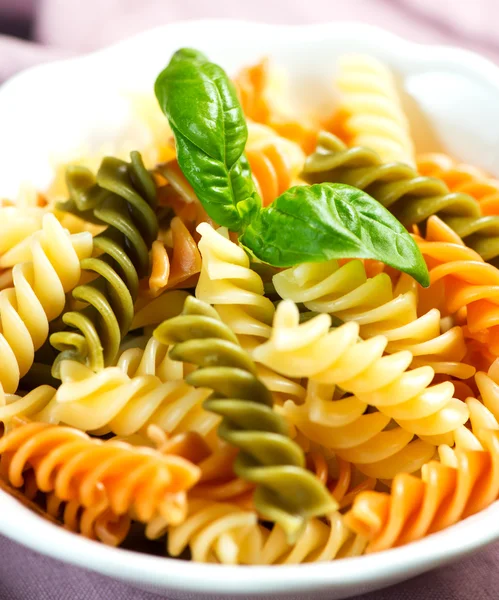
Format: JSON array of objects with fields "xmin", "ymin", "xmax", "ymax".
[
  {"xmin": 155, "ymin": 49, "xmax": 259, "ymax": 231},
  {"xmin": 239, "ymin": 183, "xmax": 430, "ymax": 287},
  {"xmin": 169, "ymin": 48, "xmax": 208, "ymax": 66}
]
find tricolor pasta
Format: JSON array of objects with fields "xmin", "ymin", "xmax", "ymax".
[{"xmin": 0, "ymin": 48, "xmax": 497, "ymax": 567}]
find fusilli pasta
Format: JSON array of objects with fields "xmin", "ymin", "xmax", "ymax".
[
  {"xmin": 0, "ymin": 214, "xmax": 92, "ymax": 392},
  {"xmin": 234, "ymin": 59, "xmax": 319, "ymax": 153},
  {"xmin": 415, "ymin": 216, "xmax": 499, "ymax": 357},
  {"xmin": 154, "ymin": 296, "xmax": 336, "ymax": 540},
  {"xmin": 246, "ymin": 123, "xmax": 306, "ymax": 206},
  {"xmin": 51, "ymin": 360, "xmax": 218, "ymax": 441},
  {"xmin": 7, "ymin": 47, "xmax": 499, "ymax": 568},
  {"xmin": 0, "ymin": 421, "xmax": 200, "ymax": 524},
  {"xmin": 45, "ymin": 493, "xmax": 131, "ymax": 547},
  {"xmin": 148, "ymin": 498, "xmax": 365, "ymax": 564},
  {"xmin": 195, "ymin": 222, "xmax": 275, "ymax": 344},
  {"xmin": 254, "ymin": 300, "xmax": 469, "ymax": 445},
  {"xmin": 279, "ymin": 380, "xmax": 436, "ymax": 479},
  {"xmin": 418, "ymin": 153, "xmax": 499, "ymax": 216},
  {"xmin": 344, "ymin": 360, "xmax": 499, "ymax": 552},
  {"xmin": 273, "ymin": 259, "xmax": 473, "ymax": 378},
  {"xmin": 51, "ymin": 151, "xmax": 158, "ymax": 373},
  {"xmin": 331, "ymin": 55, "xmax": 415, "ymax": 165}
]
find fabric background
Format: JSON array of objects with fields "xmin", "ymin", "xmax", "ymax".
[{"xmin": 0, "ymin": 0, "xmax": 497, "ymax": 598}]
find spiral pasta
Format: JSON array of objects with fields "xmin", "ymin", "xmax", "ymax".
[
  {"xmin": 272, "ymin": 259, "xmax": 473, "ymax": 379},
  {"xmin": 331, "ymin": 55, "xmax": 415, "ymax": 165},
  {"xmin": 44, "ymin": 493, "xmax": 131, "ymax": 547},
  {"xmin": 0, "ymin": 384, "xmax": 57, "ymax": 428},
  {"xmin": 195, "ymin": 222, "xmax": 275, "ymax": 344},
  {"xmin": 415, "ymin": 216, "xmax": 499, "ymax": 357},
  {"xmin": 147, "ymin": 216, "xmax": 202, "ymax": 296},
  {"xmin": 233, "ymin": 58, "xmax": 319, "ymax": 153},
  {"xmin": 154, "ymin": 295, "xmax": 336, "ymax": 540},
  {"xmin": 0, "ymin": 213, "xmax": 92, "ymax": 393},
  {"xmin": 344, "ymin": 361, "xmax": 499, "ymax": 552},
  {"xmin": 51, "ymin": 151, "xmax": 158, "ymax": 373},
  {"xmin": 147, "ymin": 498, "xmax": 364, "ymax": 564},
  {"xmin": 305, "ymin": 450, "xmax": 376, "ymax": 509},
  {"xmin": 418, "ymin": 153, "xmax": 499, "ymax": 216},
  {"xmin": 279, "ymin": 380, "xmax": 436, "ymax": 479},
  {"xmin": 8, "ymin": 49, "xmax": 499, "ymax": 565},
  {"xmin": 246, "ymin": 123, "xmax": 306, "ymax": 206},
  {"xmin": 50, "ymin": 359, "xmax": 219, "ymax": 441},
  {"xmin": 303, "ymin": 132, "xmax": 499, "ymax": 261},
  {"xmin": 0, "ymin": 421, "xmax": 200, "ymax": 524},
  {"xmin": 254, "ymin": 300, "xmax": 469, "ymax": 446},
  {"xmin": 0, "ymin": 206, "xmax": 46, "ymax": 261}
]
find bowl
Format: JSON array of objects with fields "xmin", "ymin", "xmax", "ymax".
[{"xmin": 1, "ymin": 19, "xmax": 499, "ymax": 600}]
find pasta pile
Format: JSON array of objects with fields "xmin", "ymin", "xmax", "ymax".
[{"xmin": 2, "ymin": 50, "xmax": 499, "ymax": 566}]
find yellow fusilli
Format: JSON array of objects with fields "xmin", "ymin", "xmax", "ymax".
[
  {"xmin": 254, "ymin": 300, "xmax": 469, "ymax": 445},
  {"xmin": 273, "ymin": 260, "xmax": 473, "ymax": 378},
  {"xmin": 332, "ymin": 54, "xmax": 414, "ymax": 165},
  {"xmin": 0, "ymin": 214, "xmax": 92, "ymax": 392}
]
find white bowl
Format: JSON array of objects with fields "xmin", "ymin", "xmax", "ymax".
[{"xmin": 1, "ymin": 19, "xmax": 499, "ymax": 600}]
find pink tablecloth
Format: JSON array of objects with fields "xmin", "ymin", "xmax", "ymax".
[{"xmin": 0, "ymin": 1, "xmax": 497, "ymax": 598}]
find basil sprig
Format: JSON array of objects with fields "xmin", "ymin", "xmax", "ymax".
[
  {"xmin": 155, "ymin": 49, "xmax": 260, "ymax": 231},
  {"xmin": 155, "ymin": 49, "xmax": 430, "ymax": 287}
]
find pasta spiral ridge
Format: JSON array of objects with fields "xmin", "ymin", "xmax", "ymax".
[
  {"xmin": 0, "ymin": 467, "xmax": 130, "ymax": 546},
  {"xmin": 153, "ymin": 295, "xmax": 337, "ymax": 541},
  {"xmin": 333, "ymin": 54, "xmax": 415, "ymax": 165},
  {"xmin": 0, "ymin": 206, "xmax": 46, "ymax": 263},
  {"xmin": 45, "ymin": 492, "xmax": 131, "ymax": 547},
  {"xmin": 51, "ymin": 151, "xmax": 158, "ymax": 373},
  {"xmin": 233, "ymin": 59, "xmax": 319, "ymax": 153},
  {"xmin": 418, "ymin": 153, "xmax": 499, "ymax": 217},
  {"xmin": 0, "ymin": 421, "xmax": 200, "ymax": 524},
  {"xmin": 272, "ymin": 259, "xmax": 473, "ymax": 379},
  {"xmin": 246, "ymin": 123, "xmax": 306, "ymax": 206},
  {"xmin": 117, "ymin": 335, "xmax": 185, "ymax": 382},
  {"xmin": 147, "ymin": 498, "xmax": 364, "ymax": 564},
  {"xmin": 344, "ymin": 361, "xmax": 499, "ymax": 552},
  {"xmin": 279, "ymin": 380, "xmax": 436, "ymax": 479},
  {"xmin": 0, "ymin": 213, "xmax": 92, "ymax": 393},
  {"xmin": 415, "ymin": 216, "xmax": 499, "ymax": 356},
  {"xmin": 0, "ymin": 384, "xmax": 57, "ymax": 427},
  {"xmin": 303, "ymin": 132, "xmax": 496, "ymax": 257},
  {"xmin": 195, "ymin": 222, "xmax": 275, "ymax": 343},
  {"xmin": 254, "ymin": 300, "xmax": 469, "ymax": 445},
  {"xmin": 51, "ymin": 359, "xmax": 218, "ymax": 440},
  {"xmin": 194, "ymin": 223, "xmax": 304, "ymax": 403}
]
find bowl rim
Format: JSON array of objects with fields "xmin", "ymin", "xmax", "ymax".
[
  {"xmin": 4, "ymin": 18, "xmax": 499, "ymax": 97},
  {"xmin": 2, "ymin": 488, "xmax": 499, "ymax": 594},
  {"xmin": 2, "ymin": 18, "xmax": 499, "ymax": 596}
]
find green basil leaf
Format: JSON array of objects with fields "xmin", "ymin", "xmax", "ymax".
[
  {"xmin": 239, "ymin": 183, "xmax": 430, "ymax": 287},
  {"xmin": 173, "ymin": 127, "xmax": 255, "ymax": 230},
  {"xmin": 169, "ymin": 48, "xmax": 208, "ymax": 66},
  {"xmin": 155, "ymin": 49, "xmax": 259, "ymax": 231}
]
